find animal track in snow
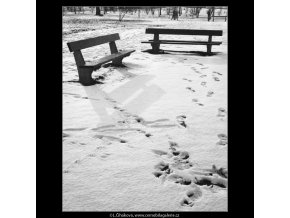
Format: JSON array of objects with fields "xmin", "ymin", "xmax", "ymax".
[
  {"xmin": 194, "ymin": 175, "xmax": 227, "ymax": 188},
  {"xmin": 167, "ymin": 174, "xmax": 192, "ymax": 185},
  {"xmin": 216, "ymin": 139, "xmax": 227, "ymax": 146},
  {"xmin": 168, "ymin": 141, "xmax": 179, "ymax": 151},
  {"xmin": 213, "ymin": 71, "xmax": 222, "ymax": 75},
  {"xmin": 192, "ymin": 98, "xmax": 198, "ymax": 102},
  {"xmin": 153, "ymin": 161, "xmax": 172, "ymax": 179},
  {"xmin": 180, "ymin": 187, "xmax": 203, "ymax": 207},
  {"xmin": 210, "ymin": 165, "xmax": 228, "ymax": 178},
  {"xmin": 201, "ymin": 81, "xmax": 207, "ymax": 87},
  {"xmin": 213, "ymin": 76, "xmax": 220, "ymax": 81},
  {"xmin": 172, "ymin": 150, "xmax": 190, "ymax": 160},
  {"xmin": 145, "ymin": 133, "xmax": 152, "ymax": 137},
  {"xmin": 217, "ymin": 133, "xmax": 227, "ymax": 140},
  {"xmin": 154, "ymin": 161, "xmax": 170, "ymax": 172},
  {"xmin": 207, "ymin": 91, "xmax": 214, "ymax": 97},
  {"xmin": 152, "ymin": 171, "xmax": 163, "ymax": 178},
  {"xmin": 183, "ymin": 78, "xmax": 192, "ymax": 82},
  {"xmin": 186, "ymin": 87, "xmax": 195, "ymax": 92},
  {"xmin": 186, "ymin": 187, "xmax": 202, "ymax": 200},
  {"xmin": 217, "ymin": 107, "xmax": 227, "ymax": 117},
  {"xmin": 180, "ymin": 198, "xmax": 194, "ymax": 207},
  {"xmin": 191, "ymin": 67, "xmax": 201, "ymax": 74},
  {"xmin": 171, "ymin": 160, "xmax": 194, "ymax": 170},
  {"xmin": 176, "ymin": 115, "xmax": 187, "ymax": 128},
  {"xmin": 200, "ymin": 74, "xmax": 207, "ymax": 78}
]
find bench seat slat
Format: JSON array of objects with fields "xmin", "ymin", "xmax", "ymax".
[
  {"xmin": 147, "ymin": 40, "xmax": 222, "ymax": 45},
  {"xmin": 145, "ymin": 28, "xmax": 223, "ymax": 36},
  {"xmin": 141, "ymin": 41, "xmax": 222, "ymax": 45},
  {"xmin": 79, "ymin": 50, "xmax": 135, "ymax": 69},
  {"xmin": 67, "ymin": 33, "xmax": 120, "ymax": 52}
]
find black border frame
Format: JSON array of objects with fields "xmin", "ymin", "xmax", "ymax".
[{"xmin": 37, "ymin": 0, "xmax": 253, "ymax": 217}]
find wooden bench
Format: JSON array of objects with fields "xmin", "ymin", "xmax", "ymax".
[
  {"xmin": 67, "ymin": 33, "xmax": 135, "ymax": 86},
  {"xmin": 141, "ymin": 28, "xmax": 223, "ymax": 55}
]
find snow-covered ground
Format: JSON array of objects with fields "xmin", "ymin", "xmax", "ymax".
[{"xmin": 63, "ymin": 11, "xmax": 227, "ymax": 211}]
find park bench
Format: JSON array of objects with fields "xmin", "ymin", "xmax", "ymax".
[
  {"xmin": 141, "ymin": 28, "xmax": 223, "ymax": 55},
  {"xmin": 67, "ymin": 33, "xmax": 135, "ymax": 86}
]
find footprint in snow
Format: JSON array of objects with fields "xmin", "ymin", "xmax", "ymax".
[
  {"xmin": 167, "ymin": 173, "xmax": 192, "ymax": 185},
  {"xmin": 186, "ymin": 87, "xmax": 195, "ymax": 92},
  {"xmin": 217, "ymin": 107, "xmax": 227, "ymax": 117},
  {"xmin": 176, "ymin": 115, "xmax": 187, "ymax": 128},
  {"xmin": 216, "ymin": 133, "xmax": 227, "ymax": 146},
  {"xmin": 180, "ymin": 187, "xmax": 203, "ymax": 207},
  {"xmin": 168, "ymin": 141, "xmax": 179, "ymax": 151},
  {"xmin": 213, "ymin": 76, "xmax": 220, "ymax": 81},
  {"xmin": 207, "ymin": 91, "xmax": 214, "ymax": 97},
  {"xmin": 213, "ymin": 71, "xmax": 223, "ymax": 76}
]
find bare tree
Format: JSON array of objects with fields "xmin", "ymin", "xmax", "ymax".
[
  {"xmin": 118, "ymin": 7, "xmax": 129, "ymax": 21},
  {"xmin": 145, "ymin": 7, "xmax": 150, "ymax": 15},
  {"xmin": 196, "ymin": 7, "xmax": 201, "ymax": 18},
  {"xmin": 95, "ymin": 6, "xmax": 101, "ymax": 16}
]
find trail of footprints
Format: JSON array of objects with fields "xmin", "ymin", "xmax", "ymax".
[
  {"xmin": 64, "ymin": 65, "xmax": 228, "ymax": 206},
  {"xmin": 184, "ymin": 65, "xmax": 224, "ymax": 107},
  {"xmin": 152, "ymin": 141, "xmax": 228, "ymax": 207},
  {"xmin": 63, "ymin": 97, "xmax": 192, "ymax": 173}
]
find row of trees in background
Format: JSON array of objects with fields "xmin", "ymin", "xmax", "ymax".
[{"xmin": 63, "ymin": 6, "xmax": 227, "ymax": 21}]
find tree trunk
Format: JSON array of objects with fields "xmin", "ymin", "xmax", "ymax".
[
  {"xmin": 138, "ymin": 9, "xmax": 140, "ymax": 18},
  {"xmin": 179, "ymin": 7, "xmax": 182, "ymax": 16},
  {"xmin": 95, "ymin": 7, "xmax": 101, "ymax": 16},
  {"xmin": 159, "ymin": 7, "xmax": 162, "ymax": 16},
  {"xmin": 74, "ymin": 7, "xmax": 76, "ymax": 14},
  {"xmin": 196, "ymin": 8, "xmax": 200, "ymax": 18}
]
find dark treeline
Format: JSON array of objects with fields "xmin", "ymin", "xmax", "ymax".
[{"xmin": 63, "ymin": 6, "xmax": 227, "ymax": 22}]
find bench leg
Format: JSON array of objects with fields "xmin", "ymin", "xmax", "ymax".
[
  {"xmin": 207, "ymin": 45, "xmax": 212, "ymax": 55},
  {"xmin": 77, "ymin": 67, "xmax": 96, "ymax": 86},
  {"xmin": 151, "ymin": 43, "xmax": 160, "ymax": 54},
  {"xmin": 112, "ymin": 57, "xmax": 124, "ymax": 66}
]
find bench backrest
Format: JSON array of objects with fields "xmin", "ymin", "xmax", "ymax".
[
  {"xmin": 145, "ymin": 28, "xmax": 223, "ymax": 36},
  {"xmin": 67, "ymin": 33, "xmax": 120, "ymax": 52}
]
